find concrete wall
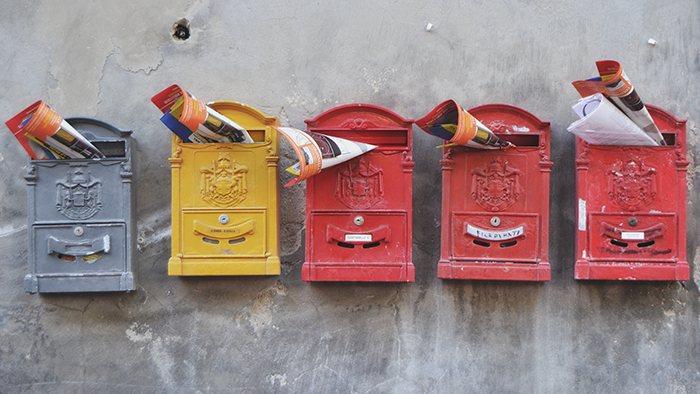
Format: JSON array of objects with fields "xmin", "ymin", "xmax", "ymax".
[{"xmin": 1, "ymin": 1, "xmax": 699, "ymax": 392}]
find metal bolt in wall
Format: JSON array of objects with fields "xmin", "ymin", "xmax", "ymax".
[{"xmin": 171, "ymin": 18, "xmax": 190, "ymax": 40}]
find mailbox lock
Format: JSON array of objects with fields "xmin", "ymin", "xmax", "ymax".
[
  {"xmin": 74, "ymin": 226, "xmax": 84, "ymax": 236},
  {"xmin": 628, "ymin": 217, "xmax": 638, "ymax": 227},
  {"xmin": 490, "ymin": 216, "xmax": 501, "ymax": 227},
  {"xmin": 219, "ymin": 214, "xmax": 230, "ymax": 225},
  {"xmin": 353, "ymin": 215, "xmax": 365, "ymax": 226}
]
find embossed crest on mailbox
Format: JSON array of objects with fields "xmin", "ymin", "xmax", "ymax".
[
  {"xmin": 169, "ymin": 101, "xmax": 280, "ymax": 276},
  {"xmin": 25, "ymin": 118, "xmax": 135, "ymax": 293},
  {"xmin": 575, "ymin": 105, "xmax": 689, "ymax": 280},
  {"xmin": 439, "ymin": 104, "xmax": 552, "ymax": 281},
  {"xmin": 303, "ymin": 104, "xmax": 415, "ymax": 282}
]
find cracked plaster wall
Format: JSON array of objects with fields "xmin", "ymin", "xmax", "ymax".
[{"xmin": 1, "ymin": 0, "xmax": 700, "ymax": 393}]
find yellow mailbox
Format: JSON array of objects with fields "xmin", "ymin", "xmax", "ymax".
[{"xmin": 168, "ymin": 101, "xmax": 280, "ymax": 275}]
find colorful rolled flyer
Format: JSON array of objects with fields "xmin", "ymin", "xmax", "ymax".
[
  {"xmin": 5, "ymin": 100, "xmax": 105, "ymax": 160},
  {"xmin": 273, "ymin": 126, "xmax": 377, "ymax": 186},
  {"xmin": 416, "ymin": 100, "xmax": 513, "ymax": 149},
  {"xmin": 151, "ymin": 84, "xmax": 254, "ymax": 144}
]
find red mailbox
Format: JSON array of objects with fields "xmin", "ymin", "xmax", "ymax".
[
  {"xmin": 438, "ymin": 104, "xmax": 552, "ymax": 281},
  {"xmin": 575, "ymin": 105, "xmax": 689, "ymax": 280},
  {"xmin": 302, "ymin": 104, "xmax": 415, "ymax": 282}
]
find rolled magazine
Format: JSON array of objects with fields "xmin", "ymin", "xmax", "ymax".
[
  {"xmin": 151, "ymin": 84, "xmax": 254, "ymax": 144},
  {"xmin": 273, "ymin": 126, "xmax": 377, "ymax": 186},
  {"xmin": 416, "ymin": 100, "xmax": 513, "ymax": 149},
  {"xmin": 572, "ymin": 60, "xmax": 664, "ymax": 145},
  {"xmin": 5, "ymin": 100, "xmax": 105, "ymax": 160}
]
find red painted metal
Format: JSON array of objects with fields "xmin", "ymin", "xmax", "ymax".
[
  {"xmin": 303, "ymin": 104, "xmax": 415, "ymax": 282},
  {"xmin": 438, "ymin": 104, "xmax": 552, "ymax": 281},
  {"xmin": 575, "ymin": 105, "xmax": 689, "ymax": 280}
]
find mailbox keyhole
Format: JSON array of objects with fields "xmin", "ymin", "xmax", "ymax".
[{"xmin": 473, "ymin": 240, "xmax": 491, "ymax": 248}]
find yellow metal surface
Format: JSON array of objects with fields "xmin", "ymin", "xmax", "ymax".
[{"xmin": 168, "ymin": 101, "xmax": 280, "ymax": 276}]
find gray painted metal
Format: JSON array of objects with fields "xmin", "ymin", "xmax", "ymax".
[{"xmin": 24, "ymin": 117, "xmax": 135, "ymax": 293}]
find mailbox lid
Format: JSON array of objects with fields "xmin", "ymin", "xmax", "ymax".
[
  {"xmin": 451, "ymin": 212, "xmax": 539, "ymax": 262},
  {"xmin": 32, "ymin": 222, "xmax": 126, "ymax": 275},
  {"xmin": 308, "ymin": 152, "xmax": 411, "ymax": 211},
  {"xmin": 172, "ymin": 101, "xmax": 279, "ymax": 210},
  {"xmin": 309, "ymin": 211, "xmax": 408, "ymax": 263},
  {"xmin": 30, "ymin": 160, "xmax": 129, "ymax": 223},
  {"xmin": 181, "ymin": 209, "xmax": 267, "ymax": 257}
]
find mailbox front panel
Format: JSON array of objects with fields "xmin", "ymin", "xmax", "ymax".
[
  {"xmin": 439, "ymin": 104, "xmax": 551, "ymax": 281},
  {"xmin": 33, "ymin": 223, "xmax": 126, "ymax": 275},
  {"xmin": 310, "ymin": 211, "xmax": 407, "ymax": 263},
  {"xmin": 168, "ymin": 101, "xmax": 280, "ymax": 276},
  {"xmin": 303, "ymin": 104, "xmax": 414, "ymax": 282},
  {"xmin": 451, "ymin": 212, "xmax": 539, "ymax": 262},
  {"xmin": 575, "ymin": 105, "xmax": 689, "ymax": 280},
  {"xmin": 181, "ymin": 209, "xmax": 266, "ymax": 257}
]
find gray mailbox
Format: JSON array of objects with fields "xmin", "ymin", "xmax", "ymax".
[{"xmin": 24, "ymin": 117, "xmax": 135, "ymax": 293}]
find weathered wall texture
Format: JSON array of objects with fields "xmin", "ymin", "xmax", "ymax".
[{"xmin": 1, "ymin": 1, "xmax": 699, "ymax": 393}]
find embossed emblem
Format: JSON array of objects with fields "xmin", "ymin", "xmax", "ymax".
[
  {"xmin": 471, "ymin": 157, "xmax": 522, "ymax": 212},
  {"xmin": 607, "ymin": 158, "xmax": 656, "ymax": 211},
  {"xmin": 200, "ymin": 153, "xmax": 249, "ymax": 207},
  {"xmin": 56, "ymin": 169, "xmax": 102, "ymax": 220},
  {"xmin": 336, "ymin": 157, "xmax": 383, "ymax": 209}
]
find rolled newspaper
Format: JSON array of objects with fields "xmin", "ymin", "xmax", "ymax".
[
  {"xmin": 567, "ymin": 93, "xmax": 657, "ymax": 146},
  {"xmin": 5, "ymin": 100, "xmax": 104, "ymax": 160},
  {"xmin": 572, "ymin": 60, "xmax": 664, "ymax": 146},
  {"xmin": 273, "ymin": 126, "xmax": 377, "ymax": 186},
  {"xmin": 151, "ymin": 84, "xmax": 254, "ymax": 144},
  {"xmin": 416, "ymin": 100, "xmax": 513, "ymax": 149}
]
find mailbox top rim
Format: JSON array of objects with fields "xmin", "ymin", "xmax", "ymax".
[
  {"xmin": 207, "ymin": 100, "xmax": 278, "ymax": 127},
  {"xmin": 65, "ymin": 117, "xmax": 132, "ymax": 139},
  {"xmin": 467, "ymin": 103, "xmax": 550, "ymax": 131},
  {"xmin": 304, "ymin": 103, "xmax": 414, "ymax": 129}
]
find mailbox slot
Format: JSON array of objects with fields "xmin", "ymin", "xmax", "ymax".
[
  {"xmin": 575, "ymin": 105, "xmax": 689, "ymax": 280},
  {"xmin": 168, "ymin": 101, "xmax": 280, "ymax": 276},
  {"xmin": 438, "ymin": 104, "xmax": 552, "ymax": 281},
  {"xmin": 303, "ymin": 104, "xmax": 415, "ymax": 282}
]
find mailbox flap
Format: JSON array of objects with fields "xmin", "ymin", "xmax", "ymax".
[
  {"xmin": 33, "ymin": 223, "xmax": 126, "ymax": 274},
  {"xmin": 587, "ymin": 212, "xmax": 677, "ymax": 262},
  {"xmin": 181, "ymin": 210, "xmax": 266, "ymax": 257},
  {"xmin": 451, "ymin": 212, "xmax": 539, "ymax": 262}
]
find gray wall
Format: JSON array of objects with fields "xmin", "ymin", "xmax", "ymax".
[{"xmin": 1, "ymin": 1, "xmax": 699, "ymax": 393}]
